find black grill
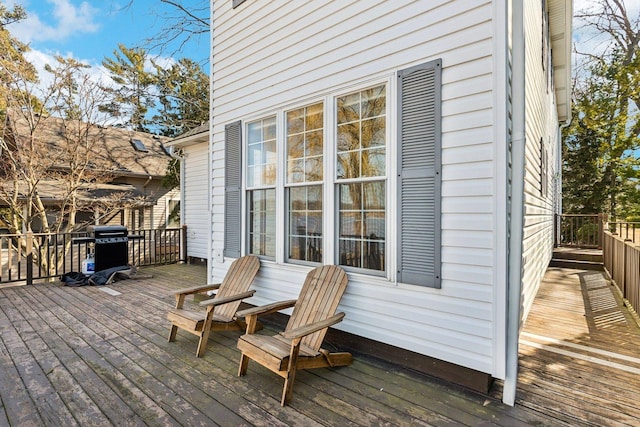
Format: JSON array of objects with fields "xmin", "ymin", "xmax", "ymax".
[{"xmin": 88, "ymin": 225, "xmax": 129, "ymax": 271}]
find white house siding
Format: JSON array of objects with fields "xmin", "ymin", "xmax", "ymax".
[
  {"xmin": 151, "ymin": 187, "xmax": 181, "ymax": 228},
  {"xmin": 520, "ymin": 0, "xmax": 561, "ymax": 324},
  {"xmin": 211, "ymin": 0, "xmax": 502, "ymax": 375},
  {"xmin": 183, "ymin": 142, "xmax": 210, "ymax": 259}
]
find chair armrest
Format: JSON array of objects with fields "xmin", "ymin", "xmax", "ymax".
[
  {"xmin": 199, "ymin": 290, "xmax": 256, "ymax": 307},
  {"xmin": 281, "ymin": 312, "xmax": 345, "ymax": 340},
  {"xmin": 236, "ymin": 299, "xmax": 298, "ymax": 318},
  {"xmin": 171, "ymin": 283, "xmax": 221, "ymax": 297}
]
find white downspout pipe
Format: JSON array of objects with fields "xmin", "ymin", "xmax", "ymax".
[
  {"xmin": 504, "ymin": 0, "xmax": 526, "ymax": 406},
  {"xmin": 208, "ymin": 3, "xmax": 215, "ymax": 285}
]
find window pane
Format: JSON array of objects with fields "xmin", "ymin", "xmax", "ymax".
[
  {"xmin": 246, "ymin": 117, "xmax": 277, "ymax": 188},
  {"xmin": 337, "ymin": 151, "xmax": 360, "ymax": 180},
  {"xmin": 287, "ymin": 108, "xmax": 305, "ymax": 134},
  {"xmin": 306, "ymin": 130, "xmax": 323, "ymax": 156},
  {"xmin": 363, "ymin": 181, "xmax": 385, "ymax": 210},
  {"xmin": 287, "ymin": 134, "xmax": 304, "ymax": 160},
  {"xmin": 336, "ymin": 85, "xmax": 386, "ymax": 181},
  {"xmin": 264, "ymin": 116, "xmax": 277, "ymax": 140},
  {"xmin": 247, "ymin": 143, "xmax": 261, "ymax": 165},
  {"xmin": 337, "ymin": 93, "xmax": 360, "ymax": 124},
  {"xmin": 338, "ymin": 182, "xmax": 385, "ymax": 271},
  {"xmin": 287, "ymin": 159, "xmax": 304, "ymax": 183},
  {"xmin": 364, "ymin": 212, "xmax": 385, "ymax": 238},
  {"xmin": 307, "ymin": 184, "xmax": 323, "ymax": 210},
  {"xmin": 305, "ymin": 157, "xmax": 323, "ymax": 181},
  {"xmin": 247, "ymin": 165, "xmax": 259, "ymax": 188},
  {"xmin": 265, "ymin": 140, "xmax": 277, "ymax": 164},
  {"xmin": 286, "ymin": 103, "xmax": 324, "ymax": 184},
  {"xmin": 339, "ymin": 183, "xmax": 361, "ymax": 210},
  {"xmin": 337, "ymin": 123, "xmax": 359, "ymax": 152},
  {"xmin": 247, "ymin": 121, "xmax": 262, "ymax": 143},
  {"xmin": 248, "ymin": 189, "xmax": 276, "ymax": 257},
  {"xmin": 287, "ymin": 185, "xmax": 323, "ymax": 262},
  {"xmin": 340, "ymin": 212, "xmax": 362, "ymax": 239},
  {"xmin": 362, "ymin": 117, "xmax": 385, "ymax": 148},
  {"xmin": 362, "ymin": 85, "xmax": 386, "ymax": 118},
  {"xmin": 306, "ymin": 103, "xmax": 323, "ymax": 130},
  {"xmin": 362, "ymin": 148, "xmax": 385, "ymax": 177}
]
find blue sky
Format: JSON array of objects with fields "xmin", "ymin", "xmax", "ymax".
[{"xmin": 3, "ymin": 0, "xmax": 208, "ymax": 80}]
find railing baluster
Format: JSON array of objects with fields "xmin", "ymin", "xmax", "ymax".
[{"xmin": 0, "ymin": 226, "xmax": 187, "ymax": 286}]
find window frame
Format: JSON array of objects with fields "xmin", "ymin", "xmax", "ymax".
[
  {"xmin": 245, "ymin": 115, "xmax": 278, "ymax": 260},
  {"xmin": 333, "ymin": 83, "xmax": 390, "ymax": 276},
  {"xmin": 284, "ymin": 101, "xmax": 326, "ymax": 266}
]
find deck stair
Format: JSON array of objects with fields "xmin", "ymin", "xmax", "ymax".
[{"xmin": 550, "ymin": 248, "xmax": 604, "ymax": 271}]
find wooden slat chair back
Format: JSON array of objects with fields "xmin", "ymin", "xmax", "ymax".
[
  {"xmin": 167, "ymin": 255, "xmax": 260, "ymax": 357},
  {"xmin": 285, "ymin": 265, "xmax": 348, "ymax": 351},
  {"xmin": 236, "ymin": 265, "xmax": 351, "ymax": 406},
  {"xmin": 212, "ymin": 255, "xmax": 261, "ymax": 320}
]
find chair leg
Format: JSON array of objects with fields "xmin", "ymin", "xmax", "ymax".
[
  {"xmin": 281, "ymin": 339, "xmax": 302, "ymax": 406},
  {"xmin": 238, "ymin": 354, "xmax": 250, "ymax": 376},
  {"xmin": 196, "ymin": 327, "xmax": 211, "ymax": 357},
  {"xmin": 168, "ymin": 324, "xmax": 178, "ymax": 342}
]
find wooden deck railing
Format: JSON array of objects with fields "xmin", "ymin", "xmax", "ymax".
[
  {"xmin": 555, "ymin": 214, "xmax": 603, "ymax": 249},
  {"xmin": 0, "ymin": 226, "xmax": 187, "ymax": 286},
  {"xmin": 602, "ymin": 230, "xmax": 640, "ymax": 317},
  {"xmin": 556, "ymin": 214, "xmax": 639, "ymax": 314}
]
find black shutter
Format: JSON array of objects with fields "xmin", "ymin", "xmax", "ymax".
[
  {"xmin": 397, "ymin": 59, "xmax": 442, "ymax": 288},
  {"xmin": 224, "ymin": 121, "xmax": 242, "ymax": 258}
]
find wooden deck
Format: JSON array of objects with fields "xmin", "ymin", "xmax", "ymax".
[
  {"xmin": 0, "ymin": 263, "xmax": 638, "ymax": 426},
  {"xmin": 510, "ymin": 265, "xmax": 640, "ymax": 426}
]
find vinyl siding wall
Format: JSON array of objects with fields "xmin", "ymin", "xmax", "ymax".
[
  {"xmin": 183, "ymin": 142, "xmax": 210, "ymax": 259},
  {"xmin": 211, "ymin": 0, "xmax": 502, "ymax": 375},
  {"xmin": 520, "ymin": 0, "xmax": 560, "ymax": 324}
]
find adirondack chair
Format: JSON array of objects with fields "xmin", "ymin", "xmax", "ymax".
[
  {"xmin": 236, "ymin": 265, "xmax": 352, "ymax": 406},
  {"xmin": 167, "ymin": 255, "xmax": 260, "ymax": 357}
]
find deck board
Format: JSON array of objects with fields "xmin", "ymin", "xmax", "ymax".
[
  {"xmin": 514, "ymin": 265, "xmax": 640, "ymax": 426},
  {"xmin": 1, "ymin": 263, "xmax": 639, "ymax": 426}
]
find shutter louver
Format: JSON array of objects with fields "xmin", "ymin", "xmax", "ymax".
[
  {"xmin": 224, "ymin": 121, "xmax": 242, "ymax": 258},
  {"xmin": 397, "ymin": 60, "xmax": 442, "ymax": 288}
]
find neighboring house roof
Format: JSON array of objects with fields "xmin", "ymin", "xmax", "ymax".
[
  {"xmin": 4, "ymin": 113, "xmax": 171, "ymax": 178},
  {"xmin": 167, "ymin": 121, "xmax": 209, "ymax": 148},
  {"xmin": 8, "ymin": 180, "xmax": 155, "ymax": 206},
  {"xmin": 0, "ymin": 112, "xmax": 173, "ymax": 210}
]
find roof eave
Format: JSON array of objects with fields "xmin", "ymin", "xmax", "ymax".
[{"xmin": 549, "ymin": 0, "xmax": 573, "ymax": 124}]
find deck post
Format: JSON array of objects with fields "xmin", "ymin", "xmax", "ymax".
[
  {"xmin": 26, "ymin": 231, "xmax": 33, "ymax": 286},
  {"xmin": 181, "ymin": 224, "xmax": 188, "ymax": 263}
]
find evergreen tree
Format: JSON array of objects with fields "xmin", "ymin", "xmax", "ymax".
[
  {"xmin": 101, "ymin": 44, "xmax": 156, "ymax": 131},
  {"xmin": 152, "ymin": 57, "xmax": 209, "ymax": 137},
  {"xmin": 565, "ymin": 1, "xmax": 640, "ymax": 219}
]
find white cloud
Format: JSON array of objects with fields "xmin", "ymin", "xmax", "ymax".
[
  {"xmin": 7, "ymin": 0, "xmax": 100, "ymax": 44},
  {"xmin": 24, "ymin": 48, "xmax": 113, "ymax": 98}
]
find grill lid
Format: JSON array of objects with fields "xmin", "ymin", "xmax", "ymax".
[{"xmin": 87, "ymin": 225, "xmax": 128, "ymax": 238}]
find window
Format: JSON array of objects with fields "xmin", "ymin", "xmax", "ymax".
[
  {"xmin": 130, "ymin": 138, "xmax": 148, "ymax": 152},
  {"xmin": 232, "ymin": 0, "xmax": 247, "ymax": 9},
  {"xmin": 336, "ymin": 85, "xmax": 386, "ymax": 272},
  {"xmin": 246, "ymin": 117, "xmax": 277, "ymax": 257},
  {"xmin": 286, "ymin": 103, "xmax": 324, "ymax": 263},
  {"xmin": 167, "ymin": 199, "xmax": 180, "ymax": 228},
  {"xmin": 540, "ymin": 138, "xmax": 548, "ymax": 197}
]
